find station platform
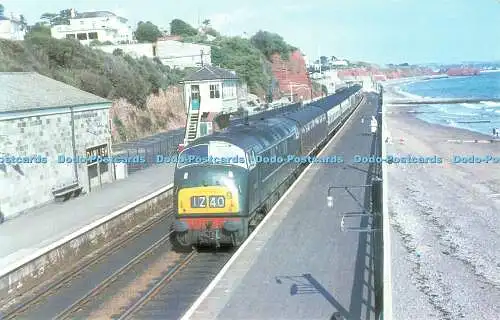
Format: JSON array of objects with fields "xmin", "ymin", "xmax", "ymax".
[
  {"xmin": 184, "ymin": 93, "xmax": 381, "ymax": 320},
  {"xmin": 0, "ymin": 164, "xmax": 175, "ymax": 271}
]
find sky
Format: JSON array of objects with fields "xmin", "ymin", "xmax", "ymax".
[{"xmin": 1, "ymin": 0, "xmax": 499, "ymax": 65}]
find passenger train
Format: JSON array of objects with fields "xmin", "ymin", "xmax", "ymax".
[{"xmin": 171, "ymin": 85, "xmax": 364, "ymax": 250}]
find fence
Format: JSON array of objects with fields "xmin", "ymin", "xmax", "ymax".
[
  {"xmin": 111, "ymin": 129, "xmax": 184, "ymax": 175},
  {"xmin": 373, "ymin": 95, "xmax": 384, "ymax": 319}
]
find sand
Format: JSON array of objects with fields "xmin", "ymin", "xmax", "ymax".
[{"xmin": 384, "ymin": 83, "xmax": 500, "ymax": 320}]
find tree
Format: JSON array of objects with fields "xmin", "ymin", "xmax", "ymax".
[
  {"xmin": 170, "ymin": 19, "xmax": 198, "ymax": 37},
  {"xmin": 198, "ymin": 18, "xmax": 220, "ymax": 38},
  {"xmin": 211, "ymin": 36, "xmax": 271, "ymax": 95},
  {"xmin": 19, "ymin": 15, "xmax": 28, "ymax": 31},
  {"xmin": 40, "ymin": 9, "xmax": 71, "ymax": 26},
  {"xmin": 250, "ymin": 30, "xmax": 295, "ymax": 59},
  {"xmin": 135, "ymin": 21, "xmax": 162, "ymax": 43},
  {"xmin": 0, "ymin": 4, "xmax": 4, "ymax": 17},
  {"xmin": 320, "ymin": 56, "xmax": 328, "ymax": 65}
]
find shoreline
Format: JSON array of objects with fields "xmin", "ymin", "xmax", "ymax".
[
  {"xmin": 384, "ymin": 82, "xmax": 500, "ymax": 319},
  {"xmin": 383, "ymin": 79, "xmax": 499, "ymax": 141}
]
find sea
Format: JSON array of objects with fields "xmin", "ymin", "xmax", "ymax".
[{"xmin": 394, "ymin": 71, "xmax": 500, "ymax": 136}]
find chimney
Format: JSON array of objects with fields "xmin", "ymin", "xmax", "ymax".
[{"xmin": 70, "ymin": 8, "xmax": 76, "ymax": 18}]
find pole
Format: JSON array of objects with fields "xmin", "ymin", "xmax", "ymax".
[{"xmin": 200, "ymin": 49, "xmax": 204, "ymax": 67}]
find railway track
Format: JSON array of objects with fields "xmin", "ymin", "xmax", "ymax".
[
  {"xmin": 3, "ymin": 209, "xmax": 175, "ymax": 319},
  {"xmin": 48, "ymin": 245, "xmax": 232, "ymax": 320},
  {"xmin": 116, "ymin": 249, "xmax": 234, "ymax": 320},
  {"xmin": 53, "ymin": 229, "xmax": 181, "ymax": 319}
]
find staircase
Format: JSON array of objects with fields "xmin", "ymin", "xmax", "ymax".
[{"xmin": 184, "ymin": 111, "xmax": 200, "ymax": 145}]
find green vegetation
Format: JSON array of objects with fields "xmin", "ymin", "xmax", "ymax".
[
  {"xmin": 0, "ymin": 29, "xmax": 185, "ymax": 108},
  {"xmin": 250, "ymin": 30, "xmax": 296, "ymax": 60},
  {"xmin": 211, "ymin": 36, "xmax": 272, "ymax": 96},
  {"xmin": 170, "ymin": 19, "xmax": 297, "ymax": 96},
  {"xmin": 0, "ymin": 9, "xmax": 303, "ymax": 106},
  {"xmin": 135, "ymin": 21, "xmax": 162, "ymax": 43},
  {"xmin": 170, "ymin": 19, "xmax": 198, "ymax": 37},
  {"xmin": 40, "ymin": 9, "xmax": 72, "ymax": 26}
]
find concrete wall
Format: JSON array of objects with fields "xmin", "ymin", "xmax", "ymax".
[
  {"xmin": 156, "ymin": 40, "xmax": 211, "ymax": 68},
  {"xmin": 237, "ymin": 83, "xmax": 248, "ymax": 108},
  {"xmin": 0, "ymin": 19, "xmax": 25, "ymax": 41},
  {"xmin": 0, "ymin": 104, "xmax": 112, "ymax": 219},
  {"xmin": 94, "ymin": 43, "xmax": 154, "ymax": 58},
  {"xmin": 221, "ymin": 80, "xmax": 238, "ymax": 113},
  {"xmin": 0, "ymin": 185, "xmax": 173, "ymax": 312}
]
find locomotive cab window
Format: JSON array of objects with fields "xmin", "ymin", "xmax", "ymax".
[{"xmin": 177, "ymin": 144, "xmax": 209, "ymax": 167}]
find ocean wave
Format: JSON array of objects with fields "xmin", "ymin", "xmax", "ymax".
[
  {"xmin": 480, "ymin": 101, "xmax": 500, "ymax": 107},
  {"xmin": 461, "ymin": 103, "xmax": 482, "ymax": 109}
]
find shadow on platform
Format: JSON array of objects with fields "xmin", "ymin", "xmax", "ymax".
[{"xmin": 274, "ymin": 273, "xmax": 350, "ymax": 320}]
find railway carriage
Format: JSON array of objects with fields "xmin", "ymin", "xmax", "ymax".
[{"xmin": 278, "ymin": 106, "xmax": 328, "ymax": 156}]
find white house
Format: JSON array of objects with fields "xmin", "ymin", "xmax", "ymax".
[
  {"xmin": 51, "ymin": 9, "xmax": 134, "ymax": 45},
  {"xmin": 0, "ymin": 14, "xmax": 26, "ymax": 41},
  {"xmin": 181, "ymin": 65, "xmax": 241, "ymax": 145}
]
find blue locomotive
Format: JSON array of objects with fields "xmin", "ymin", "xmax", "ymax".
[{"xmin": 171, "ymin": 85, "xmax": 363, "ymax": 249}]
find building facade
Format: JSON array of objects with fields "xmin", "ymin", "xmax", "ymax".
[
  {"xmin": 181, "ymin": 66, "xmax": 241, "ymax": 145},
  {"xmin": 0, "ymin": 72, "xmax": 113, "ymax": 221},
  {"xmin": 0, "ymin": 14, "xmax": 26, "ymax": 40},
  {"xmin": 51, "ymin": 10, "xmax": 134, "ymax": 45}
]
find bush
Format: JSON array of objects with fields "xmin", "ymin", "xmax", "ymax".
[
  {"xmin": 211, "ymin": 36, "xmax": 272, "ymax": 96},
  {"xmin": 250, "ymin": 30, "xmax": 296, "ymax": 60},
  {"xmin": 0, "ymin": 36, "xmax": 187, "ymax": 109}
]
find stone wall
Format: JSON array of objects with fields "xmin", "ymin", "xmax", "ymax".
[{"xmin": 0, "ymin": 104, "xmax": 111, "ymax": 219}]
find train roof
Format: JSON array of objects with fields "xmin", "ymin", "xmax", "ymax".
[
  {"xmin": 230, "ymin": 102, "xmax": 302, "ymax": 126},
  {"xmin": 311, "ymin": 85, "xmax": 362, "ymax": 110},
  {"xmin": 189, "ymin": 117, "xmax": 298, "ymax": 153},
  {"xmin": 278, "ymin": 105, "xmax": 325, "ymax": 126}
]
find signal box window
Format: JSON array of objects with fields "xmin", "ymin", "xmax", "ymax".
[
  {"xmin": 77, "ymin": 33, "xmax": 88, "ymax": 40},
  {"xmin": 210, "ymin": 84, "xmax": 220, "ymax": 99},
  {"xmin": 88, "ymin": 32, "xmax": 98, "ymax": 40}
]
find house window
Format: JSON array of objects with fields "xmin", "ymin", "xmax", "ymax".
[
  {"xmin": 66, "ymin": 34, "xmax": 76, "ymax": 39},
  {"xmin": 77, "ymin": 33, "xmax": 88, "ymax": 40},
  {"xmin": 210, "ymin": 84, "xmax": 220, "ymax": 99},
  {"xmin": 88, "ymin": 32, "xmax": 98, "ymax": 40}
]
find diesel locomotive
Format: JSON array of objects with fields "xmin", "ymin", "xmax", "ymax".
[{"xmin": 171, "ymin": 85, "xmax": 364, "ymax": 250}]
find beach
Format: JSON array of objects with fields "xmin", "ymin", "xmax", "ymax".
[{"xmin": 384, "ymin": 82, "xmax": 500, "ymax": 319}]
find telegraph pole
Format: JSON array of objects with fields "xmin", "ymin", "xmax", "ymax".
[{"xmin": 200, "ymin": 49, "xmax": 204, "ymax": 66}]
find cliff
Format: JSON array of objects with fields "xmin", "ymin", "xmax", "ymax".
[{"xmin": 270, "ymin": 50, "xmax": 322, "ymax": 100}]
